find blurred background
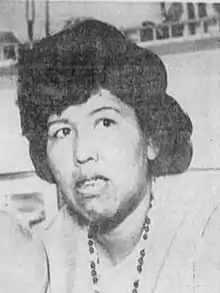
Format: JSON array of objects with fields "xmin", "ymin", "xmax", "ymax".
[{"xmin": 0, "ymin": 1, "xmax": 220, "ymax": 231}]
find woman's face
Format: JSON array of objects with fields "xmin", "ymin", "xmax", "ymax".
[{"xmin": 47, "ymin": 89, "xmax": 156, "ymax": 224}]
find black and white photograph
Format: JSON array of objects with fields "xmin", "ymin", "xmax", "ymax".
[{"xmin": 0, "ymin": 1, "xmax": 220, "ymax": 292}]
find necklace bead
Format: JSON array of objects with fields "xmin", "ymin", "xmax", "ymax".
[
  {"xmin": 90, "ymin": 261, "xmax": 96, "ymax": 269},
  {"xmin": 88, "ymin": 240, "xmax": 93, "ymax": 246},
  {"xmin": 143, "ymin": 225, "xmax": 149, "ymax": 232},
  {"xmin": 133, "ymin": 280, "xmax": 139, "ymax": 288},
  {"xmin": 140, "ymin": 249, "xmax": 145, "ymax": 257},
  {"xmin": 137, "ymin": 264, "xmax": 142, "ymax": 273},
  {"xmin": 146, "ymin": 217, "xmax": 151, "ymax": 225},
  {"xmin": 138, "ymin": 257, "xmax": 144, "ymax": 265},
  {"xmin": 87, "ymin": 197, "xmax": 153, "ymax": 293},
  {"xmin": 89, "ymin": 247, "xmax": 95, "ymax": 254}
]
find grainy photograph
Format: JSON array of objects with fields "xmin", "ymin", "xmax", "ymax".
[{"xmin": 0, "ymin": 1, "xmax": 220, "ymax": 292}]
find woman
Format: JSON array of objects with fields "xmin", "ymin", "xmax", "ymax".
[{"xmin": 16, "ymin": 19, "xmax": 216, "ymax": 293}]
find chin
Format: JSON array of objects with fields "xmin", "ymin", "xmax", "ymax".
[
  {"xmin": 85, "ymin": 208, "xmax": 115, "ymax": 222},
  {"xmin": 85, "ymin": 207, "xmax": 128, "ymax": 234},
  {"xmin": 66, "ymin": 194, "xmax": 120, "ymax": 228},
  {"xmin": 79, "ymin": 207, "xmax": 117, "ymax": 230}
]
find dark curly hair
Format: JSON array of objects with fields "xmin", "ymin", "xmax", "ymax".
[{"xmin": 17, "ymin": 19, "xmax": 193, "ymax": 183}]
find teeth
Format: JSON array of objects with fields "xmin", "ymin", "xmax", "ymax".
[{"xmin": 84, "ymin": 178, "xmax": 103, "ymax": 186}]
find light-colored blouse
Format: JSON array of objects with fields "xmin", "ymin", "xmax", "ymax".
[{"xmin": 40, "ymin": 171, "xmax": 220, "ymax": 293}]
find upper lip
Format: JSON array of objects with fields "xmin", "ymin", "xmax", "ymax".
[{"xmin": 76, "ymin": 175, "xmax": 108, "ymax": 189}]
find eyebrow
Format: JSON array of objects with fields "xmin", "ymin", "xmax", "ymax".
[
  {"xmin": 89, "ymin": 106, "xmax": 120, "ymax": 116},
  {"xmin": 47, "ymin": 106, "xmax": 121, "ymax": 127},
  {"xmin": 47, "ymin": 118, "xmax": 70, "ymax": 128}
]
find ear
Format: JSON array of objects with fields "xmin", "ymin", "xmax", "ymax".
[{"xmin": 146, "ymin": 140, "xmax": 159, "ymax": 161}]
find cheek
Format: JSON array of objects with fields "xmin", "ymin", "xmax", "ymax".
[
  {"xmin": 47, "ymin": 140, "xmax": 75, "ymax": 178},
  {"xmin": 99, "ymin": 129, "xmax": 139, "ymax": 159},
  {"xmin": 100, "ymin": 133, "xmax": 145, "ymax": 179}
]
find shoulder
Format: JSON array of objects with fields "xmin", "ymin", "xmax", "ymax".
[
  {"xmin": 0, "ymin": 211, "xmax": 49, "ymax": 293},
  {"xmin": 194, "ymin": 197, "xmax": 220, "ymax": 292},
  {"xmin": 41, "ymin": 207, "xmax": 79, "ymax": 293},
  {"xmin": 153, "ymin": 172, "xmax": 220, "ymax": 291}
]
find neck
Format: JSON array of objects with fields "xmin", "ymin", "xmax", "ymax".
[{"xmin": 94, "ymin": 190, "xmax": 152, "ymax": 267}]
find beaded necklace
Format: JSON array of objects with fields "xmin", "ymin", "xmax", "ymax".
[{"xmin": 87, "ymin": 194, "xmax": 153, "ymax": 293}]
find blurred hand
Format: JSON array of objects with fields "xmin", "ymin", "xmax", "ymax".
[{"xmin": 0, "ymin": 211, "xmax": 49, "ymax": 293}]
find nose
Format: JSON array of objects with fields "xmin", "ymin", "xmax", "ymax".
[{"xmin": 74, "ymin": 133, "xmax": 99, "ymax": 165}]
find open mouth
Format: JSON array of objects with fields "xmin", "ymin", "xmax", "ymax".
[{"xmin": 76, "ymin": 175, "xmax": 108, "ymax": 196}]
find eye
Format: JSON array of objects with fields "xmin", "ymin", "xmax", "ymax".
[
  {"xmin": 53, "ymin": 127, "xmax": 71, "ymax": 138},
  {"xmin": 99, "ymin": 118, "xmax": 116, "ymax": 128}
]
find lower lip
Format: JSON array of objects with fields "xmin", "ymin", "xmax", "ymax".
[
  {"xmin": 76, "ymin": 192, "xmax": 102, "ymax": 203},
  {"xmin": 79, "ymin": 194, "xmax": 100, "ymax": 201}
]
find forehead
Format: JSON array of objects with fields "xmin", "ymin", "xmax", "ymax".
[{"xmin": 48, "ymin": 88, "xmax": 136, "ymax": 122}]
